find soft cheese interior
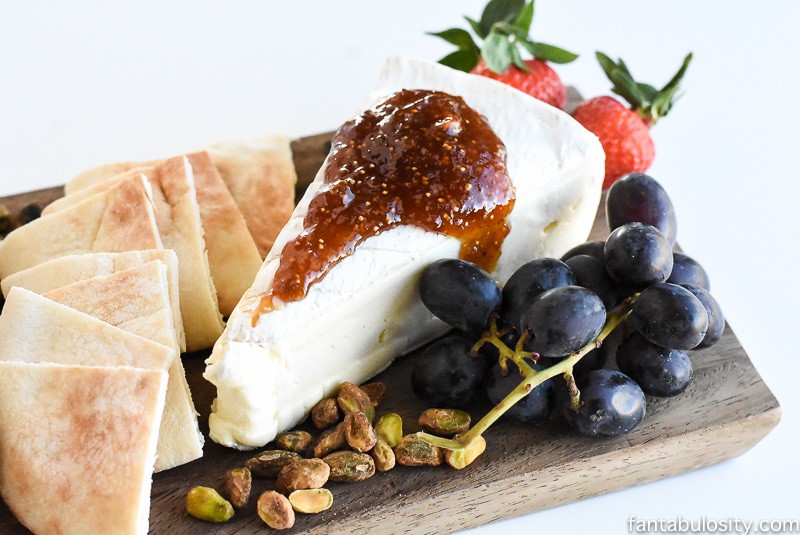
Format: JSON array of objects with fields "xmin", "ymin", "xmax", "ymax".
[{"xmin": 204, "ymin": 57, "xmax": 605, "ymax": 449}]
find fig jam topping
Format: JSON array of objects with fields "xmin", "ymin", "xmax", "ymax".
[{"xmin": 255, "ymin": 89, "xmax": 514, "ymax": 318}]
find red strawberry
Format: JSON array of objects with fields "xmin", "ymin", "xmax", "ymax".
[
  {"xmin": 573, "ymin": 52, "xmax": 692, "ymax": 189},
  {"xmin": 572, "ymin": 96, "xmax": 655, "ymax": 188},
  {"xmin": 471, "ymin": 58, "xmax": 566, "ymax": 109},
  {"xmin": 429, "ymin": 0, "xmax": 577, "ymax": 109}
]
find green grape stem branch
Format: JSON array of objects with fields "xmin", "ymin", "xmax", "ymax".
[{"xmin": 418, "ymin": 296, "xmax": 637, "ymax": 452}]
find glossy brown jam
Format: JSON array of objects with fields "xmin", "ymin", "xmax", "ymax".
[{"xmin": 255, "ymin": 89, "xmax": 515, "ymax": 318}]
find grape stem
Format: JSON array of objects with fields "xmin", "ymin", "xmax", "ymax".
[{"xmin": 419, "ymin": 298, "xmax": 636, "ymax": 452}]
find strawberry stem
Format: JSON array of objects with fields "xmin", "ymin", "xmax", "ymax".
[{"xmin": 596, "ymin": 51, "xmax": 693, "ymax": 125}]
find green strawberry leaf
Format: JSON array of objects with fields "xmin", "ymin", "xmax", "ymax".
[
  {"xmin": 637, "ymin": 83, "xmax": 659, "ymax": 103},
  {"xmin": 650, "ymin": 53, "xmax": 693, "ymax": 121},
  {"xmin": 428, "ymin": 28, "xmax": 480, "ymax": 54},
  {"xmin": 513, "ymin": 1, "xmax": 535, "ymax": 33},
  {"xmin": 596, "ymin": 51, "xmax": 618, "ymax": 80},
  {"xmin": 438, "ymin": 49, "xmax": 481, "ymax": 72},
  {"xmin": 483, "ymin": 30, "xmax": 514, "ymax": 73},
  {"xmin": 479, "ymin": 0, "xmax": 525, "ymax": 37},
  {"xmin": 608, "ymin": 71, "xmax": 647, "ymax": 107},
  {"xmin": 510, "ymin": 44, "xmax": 528, "ymax": 71},
  {"xmin": 595, "ymin": 51, "xmax": 693, "ymax": 124},
  {"xmin": 465, "ymin": 16, "xmax": 486, "ymax": 38},
  {"xmin": 523, "ymin": 41, "xmax": 578, "ymax": 64},
  {"xmin": 493, "ymin": 21, "xmax": 529, "ymax": 39}
]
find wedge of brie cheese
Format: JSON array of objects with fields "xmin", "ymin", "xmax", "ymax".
[{"xmin": 205, "ymin": 57, "xmax": 605, "ymax": 449}]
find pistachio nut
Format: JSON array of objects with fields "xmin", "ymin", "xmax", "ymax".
[
  {"xmin": 323, "ymin": 451, "xmax": 376, "ymax": 482},
  {"xmin": 276, "ymin": 458, "xmax": 331, "ymax": 494},
  {"xmin": 275, "ymin": 430, "xmax": 314, "ymax": 454},
  {"xmin": 288, "ymin": 488, "xmax": 334, "ymax": 514},
  {"xmin": 370, "ymin": 438, "xmax": 396, "ymax": 472},
  {"xmin": 257, "ymin": 490, "xmax": 295, "ymax": 530},
  {"xmin": 311, "ymin": 397, "xmax": 340, "ymax": 430},
  {"xmin": 245, "ymin": 450, "xmax": 301, "ymax": 478},
  {"xmin": 374, "ymin": 413, "xmax": 403, "ymax": 448},
  {"xmin": 223, "ymin": 467, "xmax": 252, "ymax": 509},
  {"xmin": 394, "ymin": 433, "xmax": 444, "ymax": 467},
  {"xmin": 344, "ymin": 411, "xmax": 377, "ymax": 453},
  {"xmin": 186, "ymin": 486, "xmax": 234, "ymax": 523},
  {"xmin": 418, "ymin": 408, "xmax": 471, "ymax": 436}
]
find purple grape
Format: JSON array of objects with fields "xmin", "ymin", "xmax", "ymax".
[
  {"xmin": 606, "ymin": 173, "xmax": 678, "ymax": 246},
  {"xmin": 668, "ymin": 252, "xmax": 710, "ymax": 290},
  {"xmin": 604, "ymin": 222, "xmax": 673, "ymax": 289},
  {"xmin": 562, "ymin": 369, "xmax": 646, "ymax": 437},
  {"xmin": 519, "ymin": 285, "xmax": 606, "ymax": 357},
  {"xmin": 681, "ymin": 285, "xmax": 724, "ymax": 349},
  {"xmin": 616, "ymin": 332, "xmax": 693, "ymax": 397},
  {"xmin": 501, "ymin": 258, "xmax": 575, "ymax": 334},
  {"xmin": 420, "ymin": 259, "xmax": 501, "ymax": 333},
  {"xmin": 632, "ymin": 283, "xmax": 709, "ymax": 350}
]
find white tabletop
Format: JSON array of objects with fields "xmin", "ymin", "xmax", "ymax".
[{"xmin": 2, "ymin": 1, "xmax": 798, "ymax": 533}]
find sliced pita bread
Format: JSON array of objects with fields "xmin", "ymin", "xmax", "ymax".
[
  {"xmin": 0, "ymin": 249, "xmax": 185, "ymax": 352},
  {"xmin": 206, "ymin": 135, "xmax": 297, "ymax": 257},
  {"xmin": 66, "ymin": 135, "xmax": 297, "ymax": 258},
  {"xmin": 184, "ymin": 151, "xmax": 261, "ymax": 315},
  {"xmin": 0, "ymin": 174, "xmax": 162, "ymax": 280},
  {"xmin": 42, "ymin": 166, "xmax": 155, "ymax": 215},
  {"xmin": 43, "ymin": 262, "xmax": 203, "ymax": 471},
  {"xmin": 0, "ymin": 287, "xmax": 173, "ymax": 371},
  {"xmin": 52, "ymin": 152, "xmax": 261, "ymax": 316},
  {"xmin": 0, "ymin": 360, "xmax": 167, "ymax": 535},
  {"xmin": 146, "ymin": 155, "xmax": 224, "ymax": 350}
]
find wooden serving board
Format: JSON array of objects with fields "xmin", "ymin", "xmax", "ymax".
[{"xmin": 0, "ymin": 134, "xmax": 780, "ymax": 535}]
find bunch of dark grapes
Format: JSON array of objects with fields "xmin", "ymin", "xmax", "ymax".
[{"xmin": 413, "ymin": 173, "xmax": 724, "ymax": 439}]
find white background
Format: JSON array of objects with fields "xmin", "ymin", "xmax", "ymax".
[{"xmin": 2, "ymin": 1, "xmax": 798, "ymax": 533}]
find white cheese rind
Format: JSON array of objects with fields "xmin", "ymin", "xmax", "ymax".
[{"xmin": 205, "ymin": 57, "xmax": 604, "ymax": 450}]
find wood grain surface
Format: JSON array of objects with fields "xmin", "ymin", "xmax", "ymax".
[{"xmin": 0, "ymin": 132, "xmax": 780, "ymax": 535}]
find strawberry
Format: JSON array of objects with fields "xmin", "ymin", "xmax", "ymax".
[
  {"xmin": 471, "ymin": 58, "xmax": 566, "ymax": 109},
  {"xmin": 572, "ymin": 52, "xmax": 693, "ymax": 189},
  {"xmin": 429, "ymin": 0, "xmax": 577, "ymax": 109}
]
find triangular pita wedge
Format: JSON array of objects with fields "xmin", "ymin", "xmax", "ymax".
[
  {"xmin": 51, "ymin": 152, "xmax": 261, "ymax": 316},
  {"xmin": 44, "ymin": 261, "xmax": 203, "ymax": 471},
  {"xmin": 146, "ymin": 155, "xmax": 224, "ymax": 350},
  {"xmin": 0, "ymin": 174, "xmax": 162, "ymax": 280},
  {"xmin": 0, "ymin": 287, "xmax": 172, "ymax": 371},
  {"xmin": 206, "ymin": 135, "xmax": 297, "ymax": 257},
  {"xmin": 0, "ymin": 249, "xmax": 186, "ymax": 352},
  {"xmin": 183, "ymin": 151, "xmax": 261, "ymax": 315},
  {"xmin": 42, "ymin": 166, "xmax": 156, "ymax": 214},
  {"xmin": 66, "ymin": 135, "xmax": 297, "ymax": 258},
  {"xmin": 0, "ymin": 360, "xmax": 167, "ymax": 535}
]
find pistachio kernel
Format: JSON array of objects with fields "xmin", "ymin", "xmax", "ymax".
[
  {"xmin": 445, "ymin": 434, "xmax": 487, "ymax": 470},
  {"xmin": 275, "ymin": 430, "xmax": 314, "ymax": 454},
  {"xmin": 370, "ymin": 438, "xmax": 396, "ymax": 472},
  {"xmin": 245, "ymin": 450, "xmax": 301, "ymax": 478},
  {"xmin": 223, "ymin": 467, "xmax": 252, "ymax": 509},
  {"xmin": 394, "ymin": 433, "xmax": 444, "ymax": 467},
  {"xmin": 323, "ymin": 451, "xmax": 376, "ymax": 482},
  {"xmin": 186, "ymin": 486, "xmax": 234, "ymax": 523},
  {"xmin": 311, "ymin": 397, "xmax": 340, "ymax": 430},
  {"xmin": 288, "ymin": 488, "xmax": 334, "ymax": 514},
  {"xmin": 337, "ymin": 382, "xmax": 375, "ymax": 421},
  {"xmin": 257, "ymin": 490, "xmax": 295, "ymax": 530},
  {"xmin": 313, "ymin": 422, "xmax": 347, "ymax": 458},
  {"xmin": 276, "ymin": 458, "xmax": 330, "ymax": 494},
  {"xmin": 374, "ymin": 413, "xmax": 403, "ymax": 448},
  {"xmin": 418, "ymin": 408, "xmax": 472, "ymax": 436},
  {"xmin": 359, "ymin": 381, "xmax": 387, "ymax": 406},
  {"xmin": 344, "ymin": 411, "xmax": 377, "ymax": 453}
]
